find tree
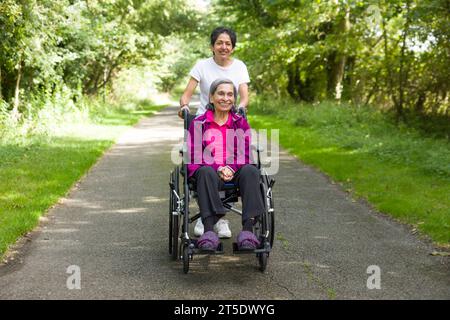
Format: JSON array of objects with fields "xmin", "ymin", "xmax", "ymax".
[
  {"xmin": 0, "ymin": 0, "xmax": 200, "ymax": 120},
  {"xmin": 213, "ymin": 0, "xmax": 449, "ymax": 117}
]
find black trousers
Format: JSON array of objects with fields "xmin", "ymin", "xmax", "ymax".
[{"xmin": 190, "ymin": 165, "xmax": 265, "ymax": 223}]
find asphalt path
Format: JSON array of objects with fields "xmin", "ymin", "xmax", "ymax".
[{"xmin": 0, "ymin": 105, "xmax": 448, "ymax": 299}]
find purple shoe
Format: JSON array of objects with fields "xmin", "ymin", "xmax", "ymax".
[
  {"xmin": 237, "ymin": 231, "xmax": 260, "ymax": 250},
  {"xmin": 197, "ymin": 231, "xmax": 219, "ymax": 251}
]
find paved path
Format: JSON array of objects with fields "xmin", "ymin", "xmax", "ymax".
[{"xmin": 0, "ymin": 106, "xmax": 448, "ymax": 299}]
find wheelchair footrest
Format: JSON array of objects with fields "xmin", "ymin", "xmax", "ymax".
[
  {"xmin": 191, "ymin": 240, "xmax": 224, "ymax": 255},
  {"xmin": 232, "ymin": 242, "xmax": 270, "ymax": 254}
]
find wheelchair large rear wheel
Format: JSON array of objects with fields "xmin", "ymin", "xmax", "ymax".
[
  {"xmin": 169, "ymin": 167, "xmax": 180, "ymax": 260},
  {"xmin": 266, "ymin": 181, "xmax": 275, "ymax": 248},
  {"xmin": 169, "ymin": 174, "xmax": 173, "ymax": 255},
  {"xmin": 262, "ymin": 175, "xmax": 275, "ymax": 248},
  {"xmin": 254, "ymin": 180, "xmax": 271, "ymax": 272}
]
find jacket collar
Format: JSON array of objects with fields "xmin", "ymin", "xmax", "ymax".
[{"xmin": 203, "ymin": 109, "xmax": 242, "ymax": 126}]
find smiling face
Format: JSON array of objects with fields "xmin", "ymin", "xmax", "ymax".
[
  {"xmin": 211, "ymin": 33, "xmax": 234, "ymax": 60},
  {"xmin": 210, "ymin": 83, "xmax": 235, "ymax": 113}
]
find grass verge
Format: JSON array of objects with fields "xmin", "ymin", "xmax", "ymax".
[
  {"xmin": 0, "ymin": 99, "xmax": 167, "ymax": 259},
  {"xmin": 248, "ymin": 97, "xmax": 450, "ymax": 247}
]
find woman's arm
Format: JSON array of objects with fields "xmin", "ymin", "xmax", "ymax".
[
  {"xmin": 238, "ymin": 83, "xmax": 249, "ymax": 110},
  {"xmin": 180, "ymin": 77, "xmax": 198, "ymax": 108}
]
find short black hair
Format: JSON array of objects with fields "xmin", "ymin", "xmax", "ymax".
[{"xmin": 210, "ymin": 27, "xmax": 237, "ymax": 48}]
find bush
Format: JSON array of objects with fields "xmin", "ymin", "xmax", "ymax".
[
  {"xmin": 0, "ymin": 86, "xmax": 105, "ymax": 145},
  {"xmin": 250, "ymin": 97, "xmax": 450, "ymax": 178}
]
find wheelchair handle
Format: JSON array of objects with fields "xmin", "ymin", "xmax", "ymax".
[
  {"xmin": 237, "ymin": 106, "xmax": 247, "ymax": 119},
  {"xmin": 182, "ymin": 108, "xmax": 189, "ymax": 131}
]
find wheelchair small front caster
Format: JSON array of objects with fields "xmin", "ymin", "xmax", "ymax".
[
  {"xmin": 258, "ymin": 252, "xmax": 268, "ymax": 272},
  {"xmin": 183, "ymin": 245, "xmax": 190, "ymax": 274}
]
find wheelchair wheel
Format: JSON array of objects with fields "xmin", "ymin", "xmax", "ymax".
[
  {"xmin": 260, "ymin": 174, "xmax": 275, "ymax": 248},
  {"xmin": 266, "ymin": 179, "xmax": 275, "ymax": 249},
  {"xmin": 254, "ymin": 179, "xmax": 271, "ymax": 272},
  {"xmin": 169, "ymin": 167, "xmax": 180, "ymax": 260},
  {"xmin": 182, "ymin": 244, "xmax": 190, "ymax": 274},
  {"xmin": 169, "ymin": 173, "xmax": 173, "ymax": 255},
  {"xmin": 258, "ymin": 252, "xmax": 268, "ymax": 272}
]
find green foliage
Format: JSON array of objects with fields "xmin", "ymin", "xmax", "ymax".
[
  {"xmin": 0, "ymin": 0, "xmax": 200, "ymax": 116},
  {"xmin": 249, "ymin": 98, "xmax": 450, "ymax": 245},
  {"xmin": 153, "ymin": 36, "xmax": 210, "ymax": 92},
  {"xmin": 251, "ymin": 96, "xmax": 450, "ymax": 177},
  {"xmin": 214, "ymin": 0, "xmax": 450, "ymax": 117}
]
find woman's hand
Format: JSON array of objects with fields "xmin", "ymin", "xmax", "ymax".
[
  {"xmin": 218, "ymin": 166, "xmax": 234, "ymax": 182},
  {"xmin": 178, "ymin": 105, "xmax": 190, "ymax": 119}
]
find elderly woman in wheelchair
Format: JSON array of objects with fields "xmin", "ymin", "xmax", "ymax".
[
  {"xmin": 186, "ymin": 78, "xmax": 265, "ymax": 252},
  {"xmin": 170, "ymin": 78, "xmax": 274, "ymax": 273}
]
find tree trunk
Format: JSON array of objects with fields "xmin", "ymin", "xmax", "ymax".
[
  {"xmin": 103, "ymin": 66, "xmax": 107, "ymax": 103},
  {"xmin": 414, "ymin": 91, "xmax": 426, "ymax": 114},
  {"xmin": 287, "ymin": 61, "xmax": 300, "ymax": 100},
  {"xmin": 287, "ymin": 61, "xmax": 315, "ymax": 102},
  {"xmin": 0, "ymin": 66, "xmax": 3, "ymax": 101},
  {"xmin": 363, "ymin": 69, "xmax": 381, "ymax": 106},
  {"xmin": 326, "ymin": 5, "xmax": 350, "ymax": 102},
  {"xmin": 381, "ymin": 9, "xmax": 398, "ymax": 110},
  {"xmin": 327, "ymin": 52, "xmax": 347, "ymax": 101},
  {"xmin": 12, "ymin": 60, "xmax": 22, "ymax": 120},
  {"xmin": 397, "ymin": 0, "xmax": 411, "ymax": 122},
  {"xmin": 84, "ymin": 65, "xmax": 102, "ymax": 95},
  {"xmin": 344, "ymin": 55, "xmax": 355, "ymax": 100}
]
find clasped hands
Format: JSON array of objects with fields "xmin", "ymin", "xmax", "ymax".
[{"xmin": 217, "ymin": 166, "xmax": 234, "ymax": 182}]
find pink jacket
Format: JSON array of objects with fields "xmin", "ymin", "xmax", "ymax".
[{"xmin": 187, "ymin": 110, "xmax": 253, "ymax": 178}]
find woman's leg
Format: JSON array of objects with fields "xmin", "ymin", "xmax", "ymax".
[
  {"xmin": 234, "ymin": 164, "xmax": 265, "ymax": 225},
  {"xmin": 234, "ymin": 165, "xmax": 264, "ymax": 249}
]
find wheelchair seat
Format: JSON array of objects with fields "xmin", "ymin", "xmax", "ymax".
[{"xmin": 222, "ymin": 182, "xmax": 237, "ymax": 190}]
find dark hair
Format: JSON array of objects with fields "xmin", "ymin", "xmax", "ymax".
[{"xmin": 210, "ymin": 27, "xmax": 237, "ymax": 49}]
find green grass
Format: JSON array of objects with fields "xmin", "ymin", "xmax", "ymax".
[
  {"xmin": 0, "ymin": 99, "xmax": 167, "ymax": 259},
  {"xmin": 248, "ymin": 97, "xmax": 450, "ymax": 247}
]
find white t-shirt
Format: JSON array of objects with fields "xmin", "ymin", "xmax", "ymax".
[{"xmin": 189, "ymin": 57, "xmax": 250, "ymax": 115}]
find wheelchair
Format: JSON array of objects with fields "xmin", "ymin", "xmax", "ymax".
[{"xmin": 169, "ymin": 108, "xmax": 275, "ymax": 274}]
